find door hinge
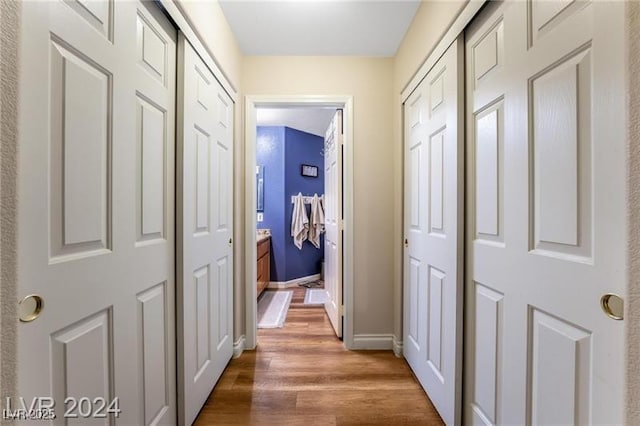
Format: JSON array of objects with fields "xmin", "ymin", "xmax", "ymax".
[{"xmin": 339, "ymin": 305, "xmax": 344, "ymax": 317}]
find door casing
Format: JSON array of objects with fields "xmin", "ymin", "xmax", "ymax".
[{"xmin": 244, "ymin": 96, "xmax": 354, "ymax": 351}]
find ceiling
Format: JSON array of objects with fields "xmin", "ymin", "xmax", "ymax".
[
  {"xmin": 257, "ymin": 107, "xmax": 336, "ymax": 136},
  {"xmin": 218, "ymin": 0, "xmax": 421, "ymax": 56}
]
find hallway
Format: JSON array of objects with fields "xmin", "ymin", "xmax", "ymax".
[
  {"xmin": 3, "ymin": 1, "xmax": 636, "ymax": 423},
  {"xmin": 194, "ymin": 288, "xmax": 443, "ymax": 425}
]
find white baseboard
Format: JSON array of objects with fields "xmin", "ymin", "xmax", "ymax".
[
  {"xmin": 393, "ymin": 336, "xmax": 403, "ymax": 358},
  {"xmin": 233, "ymin": 335, "xmax": 245, "ymax": 359},
  {"xmin": 268, "ymin": 273, "xmax": 321, "ymax": 289},
  {"xmin": 351, "ymin": 334, "xmax": 395, "ymax": 350}
]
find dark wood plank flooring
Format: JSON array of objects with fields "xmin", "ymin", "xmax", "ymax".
[{"xmin": 195, "ymin": 286, "xmax": 443, "ymax": 425}]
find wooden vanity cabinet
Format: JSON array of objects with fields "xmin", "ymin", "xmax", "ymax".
[{"xmin": 257, "ymin": 237, "xmax": 271, "ymax": 297}]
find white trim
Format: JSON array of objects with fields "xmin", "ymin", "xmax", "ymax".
[
  {"xmin": 159, "ymin": 0, "xmax": 238, "ymax": 101},
  {"xmin": 352, "ymin": 334, "xmax": 395, "ymax": 350},
  {"xmin": 233, "ymin": 335, "xmax": 245, "ymax": 359},
  {"xmin": 393, "ymin": 336, "xmax": 403, "ymax": 358},
  {"xmin": 245, "ymin": 95, "xmax": 355, "ymax": 351},
  {"xmin": 401, "ymin": 0, "xmax": 486, "ymax": 103},
  {"xmin": 267, "ymin": 274, "xmax": 320, "ymax": 289}
]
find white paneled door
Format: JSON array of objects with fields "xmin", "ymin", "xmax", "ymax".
[
  {"xmin": 403, "ymin": 39, "xmax": 463, "ymax": 425},
  {"xmin": 324, "ymin": 110, "xmax": 344, "ymax": 338},
  {"xmin": 16, "ymin": 0, "xmax": 176, "ymax": 424},
  {"xmin": 177, "ymin": 35, "xmax": 235, "ymax": 426},
  {"xmin": 465, "ymin": 1, "xmax": 626, "ymax": 424}
]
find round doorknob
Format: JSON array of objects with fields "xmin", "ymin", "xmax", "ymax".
[
  {"xmin": 18, "ymin": 294, "xmax": 44, "ymax": 322},
  {"xmin": 600, "ymin": 293, "xmax": 624, "ymax": 320}
]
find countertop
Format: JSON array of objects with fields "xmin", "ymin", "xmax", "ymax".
[{"xmin": 257, "ymin": 234, "xmax": 271, "ymax": 243}]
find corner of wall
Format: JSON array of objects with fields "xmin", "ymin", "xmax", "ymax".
[
  {"xmin": 174, "ymin": 0, "xmax": 243, "ymax": 91},
  {"xmin": 0, "ymin": 0, "xmax": 20, "ymax": 404}
]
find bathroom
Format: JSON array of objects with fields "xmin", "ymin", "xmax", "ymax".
[{"xmin": 255, "ymin": 107, "xmax": 337, "ymax": 328}]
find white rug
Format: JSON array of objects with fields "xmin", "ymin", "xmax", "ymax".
[
  {"xmin": 257, "ymin": 291, "xmax": 293, "ymax": 328},
  {"xmin": 304, "ymin": 288, "xmax": 328, "ymax": 305}
]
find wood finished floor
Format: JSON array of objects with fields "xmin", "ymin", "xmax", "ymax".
[{"xmin": 195, "ymin": 286, "xmax": 443, "ymax": 425}]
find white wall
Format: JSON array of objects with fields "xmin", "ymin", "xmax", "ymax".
[{"xmin": 243, "ymin": 56, "xmax": 396, "ymax": 337}]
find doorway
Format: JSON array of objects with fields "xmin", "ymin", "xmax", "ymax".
[{"xmin": 244, "ymin": 96, "xmax": 354, "ymax": 350}]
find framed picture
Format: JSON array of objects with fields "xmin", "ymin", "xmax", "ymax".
[{"xmin": 301, "ymin": 164, "xmax": 318, "ymax": 177}]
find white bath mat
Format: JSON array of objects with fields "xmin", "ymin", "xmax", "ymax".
[
  {"xmin": 257, "ymin": 291, "xmax": 293, "ymax": 328},
  {"xmin": 304, "ymin": 288, "xmax": 328, "ymax": 305}
]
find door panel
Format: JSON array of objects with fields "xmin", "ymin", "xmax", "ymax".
[
  {"xmin": 529, "ymin": 309, "xmax": 591, "ymax": 425},
  {"xmin": 50, "ymin": 309, "xmax": 113, "ymax": 423},
  {"xmin": 471, "ymin": 283, "xmax": 503, "ymax": 426},
  {"xmin": 403, "ymin": 38, "xmax": 463, "ymax": 425},
  {"xmin": 17, "ymin": 1, "xmax": 176, "ymax": 424},
  {"xmin": 465, "ymin": 1, "xmax": 626, "ymax": 424},
  {"xmin": 531, "ymin": 47, "xmax": 592, "ymax": 259},
  {"xmin": 49, "ymin": 38, "xmax": 111, "ymax": 260},
  {"xmin": 474, "ymin": 101, "xmax": 503, "ymax": 242},
  {"xmin": 178, "ymin": 35, "xmax": 234, "ymax": 426},
  {"xmin": 137, "ymin": 283, "xmax": 171, "ymax": 425},
  {"xmin": 324, "ymin": 110, "xmax": 343, "ymax": 338}
]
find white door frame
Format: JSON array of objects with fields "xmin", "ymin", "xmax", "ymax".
[{"xmin": 244, "ymin": 95, "xmax": 354, "ymax": 350}]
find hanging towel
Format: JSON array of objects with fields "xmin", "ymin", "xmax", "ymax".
[
  {"xmin": 309, "ymin": 194, "xmax": 325, "ymax": 249},
  {"xmin": 291, "ymin": 193, "xmax": 309, "ymax": 250}
]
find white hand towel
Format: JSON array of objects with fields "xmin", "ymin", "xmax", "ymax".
[
  {"xmin": 309, "ymin": 194, "xmax": 325, "ymax": 249},
  {"xmin": 291, "ymin": 193, "xmax": 309, "ymax": 250}
]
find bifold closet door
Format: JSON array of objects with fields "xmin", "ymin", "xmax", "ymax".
[
  {"xmin": 464, "ymin": 1, "xmax": 626, "ymax": 424},
  {"xmin": 403, "ymin": 38, "xmax": 464, "ymax": 425},
  {"xmin": 177, "ymin": 34, "xmax": 235, "ymax": 426},
  {"xmin": 16, "ymin": 1, "xmax": 177, "ymax": 424}
]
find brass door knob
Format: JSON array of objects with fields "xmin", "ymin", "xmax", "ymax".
[
  {"xmin": 19, "ymin": 294, "xmax": 44, "ymax": 322},
  {"xmin": 600, "ymin": 293, "xmax": 624, "ymax": 320}
]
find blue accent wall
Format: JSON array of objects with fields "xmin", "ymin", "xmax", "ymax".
[
  {"xmin": 256, "ymin": 127, "xmax": 286, "ymax": 281},
  {"xmin": 284, "ymin": 127, "xmax": 325, "ymax": 281},
  {"xmin": 256, "ymin": 126, "xmax": 325, "ymax": 282}
]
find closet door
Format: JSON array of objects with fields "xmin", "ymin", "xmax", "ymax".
[
  {"xmin": 402, "ymin": 38, "xmax": 464, "ymax": 425},
  {"xmin": 465, "ymin": 1, "xmax": 626, "ymax": 424},
  {"xmin": 177, "ymin": 35, "xmax": 235, "ymax": 426},
  {"xmin": 16, "ymin": 1, "xmax": 176, "ymax": 424}
]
